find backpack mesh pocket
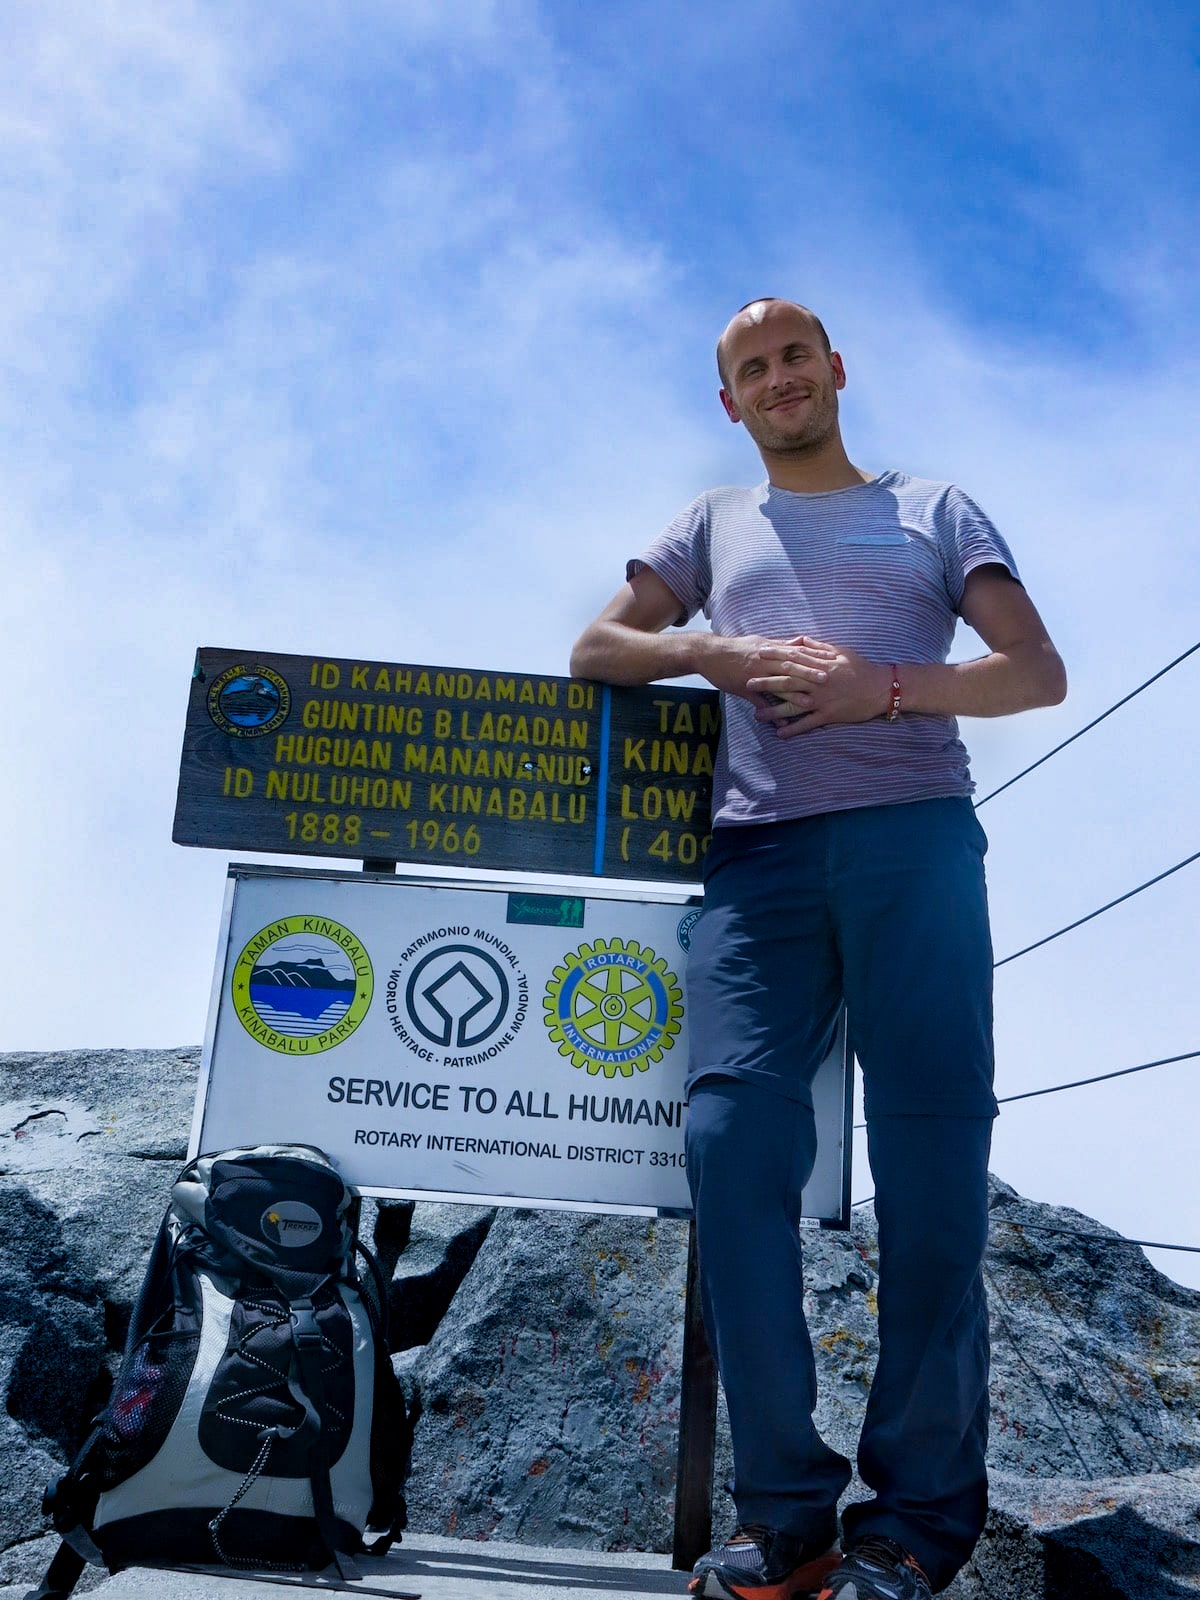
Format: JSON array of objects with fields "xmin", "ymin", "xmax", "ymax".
[{"xmin": 88, "ymin": 1329, "xmax": 201, "ymax": 1488}]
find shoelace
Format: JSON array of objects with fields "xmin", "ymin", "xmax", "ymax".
[
  {"xmin": 727, "ymin": 1524, "xmax": 773, "ymax": 1546},
  {"xmin": 849, "ymin": 1536, "xmax": 929, "ymax": 1584}
]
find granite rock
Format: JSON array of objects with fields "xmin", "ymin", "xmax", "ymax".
[
  {"xmin": 403, "ymin": 1206, "xmax": 691, "ymax": 1549},
  {"xmin": 948, "ymin": 1468, "xmax": 1200, "ymax": 1598},
  {"xmin": 982, "ymin": 1176, "xmax": 1200, "ymax": 1481},
  {"xmin": 2, "ymin": 1048, "xmax": 1198, "ymax": 1600},
  {"xmin": 400, "ymin": 1177, "xmax": 1200, "ymax": 1592}
]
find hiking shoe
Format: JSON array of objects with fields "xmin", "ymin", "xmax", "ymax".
[
  {"xmin": 816, "ymin": 1535, "xmax": 932, "ymax": 1600},
  {"xmin": 689, "ymin": 1523, "xmax": 842, "ymax": 1600}
]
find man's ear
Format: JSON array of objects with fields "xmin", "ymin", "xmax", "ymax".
[
  {"xmin": 831, "ymin": 352, "xmax": 847, "ymax": 390},
  {"xmin": 719, "ymin": 387, "xmax": 741, "ymax": 423}
]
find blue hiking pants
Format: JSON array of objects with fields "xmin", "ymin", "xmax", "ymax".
[{"xmin": 684, "ymin": 798, "xmax": 995, "ymax": 1591}]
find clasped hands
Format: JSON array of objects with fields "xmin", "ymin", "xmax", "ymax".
[{"xmin": 724, "ymin": 635, "xmax": 894, "ymax": 738}]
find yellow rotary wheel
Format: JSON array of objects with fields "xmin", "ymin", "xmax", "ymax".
[{"xmin": 542, "ymin": 937, "xmax": 683, "ymax": 1078}]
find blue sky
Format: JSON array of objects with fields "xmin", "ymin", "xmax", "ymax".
[{"xmin": 3, "ymin": 0, "xmax": 1197, "ymax": 1284}]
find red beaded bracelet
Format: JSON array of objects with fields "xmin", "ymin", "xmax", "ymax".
[{"xmin": 886, "ymin": 665, "xmax": 902, "ymax": 721}]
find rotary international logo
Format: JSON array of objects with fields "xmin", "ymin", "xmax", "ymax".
[
  {"xmin": 232, "ymin": 916, "xmax": 373, "ymax": 1054},
  {"xmin": 542, "ymin": 937, "xmax": 683, "ymax": 1079}
]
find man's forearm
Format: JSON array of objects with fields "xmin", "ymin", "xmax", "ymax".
[
  {"xmin": 898, "ymin": 640, "xmax": 1067, "ymax": 718},
  {"xmin": 569, "ymin": 622, "xmax": 707, "ymax": 686}
]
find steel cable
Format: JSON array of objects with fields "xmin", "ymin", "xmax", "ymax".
[
  {"xmin": 993, "ymin": 849, "xmax": 1200, "ymax": 967},
  {"xmin": 975, "ymin": 640, "xmax": 1200, "ymax": 808}
]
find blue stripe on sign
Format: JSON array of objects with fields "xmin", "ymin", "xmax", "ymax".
[{"xmin": 592, "ymin": 685, "xmax": 612, "ymax": 875}]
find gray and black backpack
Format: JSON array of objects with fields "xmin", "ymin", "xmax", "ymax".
[{"xmin": 29, "ymin": 1144, "xmax": 412, "ymax": 1599}]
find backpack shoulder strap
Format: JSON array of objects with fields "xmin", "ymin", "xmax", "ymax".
[
  {"xmin": 352, "ymin": 1239, "xmax": 412, "ymax": 1548},
  {"xmin": 121, "ymin": 1204, "xmax": 185, "ymax": 1355},
  {"xmin": 353, "ymin": 1237, "xmax": 391, "ymax": 1343}
]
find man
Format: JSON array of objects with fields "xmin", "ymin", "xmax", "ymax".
[{"xmin": 570, "ymin": 299, "xmax": 1066, "ymax": 1600}]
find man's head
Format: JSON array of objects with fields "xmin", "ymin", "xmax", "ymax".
[
  {"xmin": 716, "ymin": 298, "xmax": 845, "ymax": 460},
  {"xmin": 716, "ymin": 298, "xmax": 831, "ymax": 387}
]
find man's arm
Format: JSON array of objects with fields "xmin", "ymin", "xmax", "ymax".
[
  {"xmin": 905, "ymin": 566, "xmax": 1067, "ymax": 715},
  {"xmin": 571, "ymin": 568, "xmax": 789, "ymax": 700},
  {"xmin": 746, "ymin": 566, "xmax": 1067, "ymax": 735}
]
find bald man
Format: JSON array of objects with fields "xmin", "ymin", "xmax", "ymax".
[{"xmin": 571, "ymin": 300, "xmax": 1065, "ymax": 1600}]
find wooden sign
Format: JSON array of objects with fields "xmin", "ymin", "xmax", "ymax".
[{"xmin": 174, "ymin": 647, "xmax": 721, "ymax": 883}]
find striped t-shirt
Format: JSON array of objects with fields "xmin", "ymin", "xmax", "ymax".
[{"xmin": 628, "ymin": 470, "xmax": 1021, "ymax": 827}]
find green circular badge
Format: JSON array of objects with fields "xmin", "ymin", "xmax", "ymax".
[{"xmin": 232, "ymin": 915, "xmax": 373, "ymax": 1054}]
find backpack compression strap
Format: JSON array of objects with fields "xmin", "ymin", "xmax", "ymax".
[{"xmin": 289, "ymin": 1294, "xmax": 361, "ymax": 1583}]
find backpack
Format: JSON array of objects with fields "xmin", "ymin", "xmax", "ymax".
[{"xmin": 30, "ymin": 1144, "xmax": 412, "ymax": 1599}]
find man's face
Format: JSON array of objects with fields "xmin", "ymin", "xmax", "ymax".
[{"xmin": 718, "ymin": 304, "xmax": 846, "ymax": 457}]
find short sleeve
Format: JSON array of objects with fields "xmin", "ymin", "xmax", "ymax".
[
  {"xmin": 626, "ymin": 494, "xmax": 713, "ymax": 625},
  {"xmin": 937, "ymin": 487, "xmax": 1022, "ymax": 611}
]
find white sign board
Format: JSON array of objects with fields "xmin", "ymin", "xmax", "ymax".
[{"xmin": 192, "ymin": 865, "xmax": 850, "ymax": 1220}]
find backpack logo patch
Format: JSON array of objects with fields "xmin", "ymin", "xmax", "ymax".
[{"xmin": 261, "ymin": 1200, "xmax": 325, "ymax": 1247}]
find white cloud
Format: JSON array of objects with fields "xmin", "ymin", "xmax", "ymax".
[{"xmin": 0, "ymin": 3, "xmax": 284, "ymax": 365}]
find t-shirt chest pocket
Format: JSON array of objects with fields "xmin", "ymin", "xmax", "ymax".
[{"xmin": 835, "ymin": 526, "xmax": 943, "ymax": 598}]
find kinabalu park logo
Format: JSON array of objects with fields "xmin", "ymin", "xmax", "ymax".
[
  {"xmin": 207, "ymin": 663, "xmax": 291, "ymax": 737},
  {"xmin": 543, "ymin": 938, "xmax": 683, "ymax": 1079},
  {"xmin": 232, "ymin": 917, "xmax": 373, "ymax": 1054}
]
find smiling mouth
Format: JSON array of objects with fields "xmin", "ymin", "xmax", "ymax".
[{"xmin": 767, "ymin": 393, "xmax": 810, "ymax": 412}]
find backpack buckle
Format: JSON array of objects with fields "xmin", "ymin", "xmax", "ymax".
[{"xmin": 289, "ymin": 1297, "xmax": 323, "ymax": 1349}]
